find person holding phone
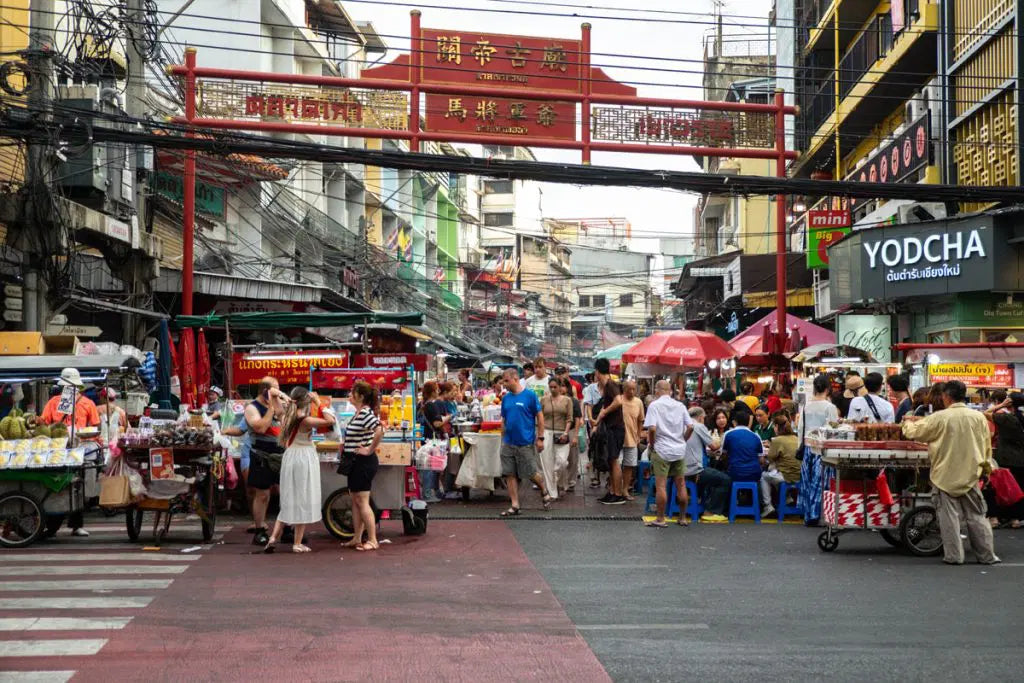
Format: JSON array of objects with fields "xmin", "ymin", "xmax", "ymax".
[
  {"xmin": 343, "ymin": 382, "xmax": 384, "ymax": 551},
  {"xmin": 244, "ymin": 376, "xmax": 284, "ymax": 545}
]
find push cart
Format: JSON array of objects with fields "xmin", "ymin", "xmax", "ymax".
[
  {"xmin": 806, "ymin": 437, "xmax": 942, "ymax": 556},
  {"xmin": 119, "ymin": 446, "xmax": 222, "ymax": 543}
]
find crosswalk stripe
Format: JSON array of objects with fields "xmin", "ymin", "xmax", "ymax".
[
  {"xmin": 0, "ymin": 617, "xmax": 132, "ymax": 631},
  {"xmin": 0, "ymin": 580, "xmax": 173, "ymax": 592},
  {"xmin": 0, "ymin": 671, "xmax": 75, "ymax": 682},
  {"xmin": 0, "ymin": 597, "xmax": 153, "ymax": 610},
  {"xmin": 0, "ymin": 565, "xmax": 188, "ymax": 576},
  {"xmin": 0, "ymin": 554, "xmax": 199, "ymax": 562},
  {"xmin": 0, "ymin": 640, "xmax": 108, "ymax": 657}
]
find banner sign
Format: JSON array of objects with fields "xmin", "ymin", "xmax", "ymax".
[
  {"xmin": 807, "ymin": 225, "xmax": 852, "ymax": 269},
  {"xmin": 420, "ymin": 29, "xmax": 582, "ymax": 92},
  {"xmin": 425, "ymin": 93, "xmax": 575, "ymax": 141},
  {"xmin": 311, "ymin": 369, "xmax": 409, "ymax": 391},
  {"xmin": 928, "ymin": 363, "xmax": 1014, "ymax": 387},
  {"xmin": 836, "ymin": 314, "xmax": 892, "ymax": 363},
  {"xmin": 592, "ymin": 107, "xmax": 774, "ymax": 149},
  {"xmin": 353, "ymin": 353, "xmax": 429, "ymax": 372},
  {"xmin": 849, "ymin": 114, "xmax": 931, "ymax": 208},
  {"xmin": 153, "ymin": 171, "xmax": 226, "ymax": 217},
  {"xmin": 232, "ymin": 351, "xmax": 350, "ymax": 386}
]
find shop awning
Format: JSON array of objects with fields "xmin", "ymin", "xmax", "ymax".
[
  {"xmin": 894, "ymin": 343, "xmax": 1024, "ymax": 364},
  {"xmin": 0, "ymin": 354, "xmax": 137, "ymax": 382},
  {"xmin": 175, "ymin": 311, "xmax": 424, "ymax": 330}
]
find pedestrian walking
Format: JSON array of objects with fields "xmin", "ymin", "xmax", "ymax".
[
  {"xmin": 499, "ymin": 368, "xmax": 553, "ymax": 516},
  {"xmin": 539, "ymin": 377, "xmax": 572, "ymax": 500},
  {"xmin": 618, "ymin": 379, "xmax": 645, "ymax": 500},
  {"xmin": 798, "ymin": 374, "xmax": 839, "ymax": 525},
  {"xmin": 264, "ymin": 387, "xmax": 336, "ymax": 554},
  {"xmin": 593, "ymin": 358, "xmax": 626, "ymax": 505},
  {"xmin": 903, "ymin": 380, "xmax": 999, "ymax": 565},
  {"xmin": 643, "ymin": 380, "xmax": 693, "ymax": 527},
  {"xmin": 342, "ymin": 382, "xmax": 384, "ymax": 551},
  {"xmin": 558, "ymin": 376, "xmax": 584, "ymax": 493}
]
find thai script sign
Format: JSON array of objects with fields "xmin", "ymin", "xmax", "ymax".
[
  {"xmin": 591, "ymin": 107, "xmax": 774, "ymax": 148},
  {"xmin": 232, "ymin": 351, "xmax": 350, "ymax": 386},
  {"xmin": 928, "ymin": 363, "xmax": 1013, "ymax": 388}
]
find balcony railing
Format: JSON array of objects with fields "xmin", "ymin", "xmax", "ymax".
[
  {"xmin": 798, "ymin": 77, "xmax": 834, "ymax": 153},
  {"xmin": 839, "ymin": 13, "xmax": 892, "ymax": 100}
]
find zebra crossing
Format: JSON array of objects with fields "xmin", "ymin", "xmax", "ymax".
[{"xmin": 0, "ymin": 520, "xmax": 228, "ymax": 683}]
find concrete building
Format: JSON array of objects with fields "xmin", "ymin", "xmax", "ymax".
[{"xmin": 569, "ymin": 244, "xmax": 653, "ymax": 354}]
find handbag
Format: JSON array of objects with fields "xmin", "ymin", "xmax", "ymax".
[
  {"xmin": 99, "ymin": 457, "xmax": 132, "ymax": 507},
  {"xmin": 337, "ymin": 452, "xmax": 355, "ymax": 476}
]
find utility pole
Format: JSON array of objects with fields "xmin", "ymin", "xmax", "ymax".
[
  {"xmin": 124, "ymin": 0, "xmax": 149, "ymax": 343},
  {"xmin": 23, "ymin": 0, "xmax": 56, "ymax": 333}
]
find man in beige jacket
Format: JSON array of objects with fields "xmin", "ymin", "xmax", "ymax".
[{"xmin": 903, "ymin": 380, "xmax": 999, "ymax": 565}]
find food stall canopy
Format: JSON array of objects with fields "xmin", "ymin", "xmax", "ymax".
[
  {"xmin": 894, "ymin": 343, "xmax": 1024, "ymax": 364},
  {"xmin": 622, "ymin": 330, "xmax": 736, "ymax": 369},
  {"xmin": 788, "ymin": 343, "xmax": 875, "ymax": 364},
  {"xmin": 174, "ymin": 312, "xmax": 424, "ymax": 330},
  {"xmin": 0, "ymin": 355, "xmax": 137, "ymax": 382},
  {"xmin": 731, "ymin": 312, "xmax": 835, "ymax": 349}
]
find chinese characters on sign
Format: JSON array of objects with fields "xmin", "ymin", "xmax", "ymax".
[
  {"xmin": 426, "ymin": 93, "xmax": 575, "ymax": 140},
  {"xmin": 591, "ymin": 107, "xmax": 774, "ymax": 148},
  {"xmin": 422, "ymin": 29, "xmax": 582, "ymax": 92}
]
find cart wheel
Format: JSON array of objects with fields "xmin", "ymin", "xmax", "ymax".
[
  {"xmin": 879, "ymin": 529, "xmax": 902, "ymax": 548},
  {"xmin": 126, "ymin": 508, "xmax": 143, "ymax": 542},
  {"xmin": 900, "ymin": 505, "xmax": 943, "ymax": 557},
  {"xmin": 0, "ymin": 491, "xmax": 45, "ymax": 548},
  {"xmin": 817, "ymin": 531, "xmax": 839, "ymax": 552},
  {"xmin": 321, "ymin": 488, "xmax": 381, "ymax": 542}
]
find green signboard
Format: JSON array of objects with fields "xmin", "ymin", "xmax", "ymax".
[
  {"xmin": 153, "ymin": 171, "xmax": 226, "ymax": 218},
  {"xmin": 807, "ymin": 226, "xmax": 852, "ymax": 269}
]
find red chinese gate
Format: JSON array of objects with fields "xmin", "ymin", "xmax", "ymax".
[{"xmin": 169, "ymin": 11, "xmax": 798, "ymax": 350}]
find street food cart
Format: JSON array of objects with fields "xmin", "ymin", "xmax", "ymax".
[{"xmin": 806, "ymin": 430, "xmax": 941, "ymax": 556}]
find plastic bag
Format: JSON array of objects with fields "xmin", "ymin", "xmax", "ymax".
[
  {"xmin": 321, "ymin": 407, "xmax": 342, "ymax": 441},
  {"xmin": 455, "ymin": 454, "xmax": 477, "ymax": 488},
  {"xmin": 223, "ymin": 450, "xmax": 239, "ymax": 490}
]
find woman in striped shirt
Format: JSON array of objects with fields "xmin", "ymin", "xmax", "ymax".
[{"xmin": 343, "ymin": 381, "xmax": 384, "ymax": 551}]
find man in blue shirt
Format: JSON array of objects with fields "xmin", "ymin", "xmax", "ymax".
[
  {"xmin": 499, "ymin": 368, "xmax": 551, "ymax": 516},
  {"xmin": 722, "ymin": 412, "xmax": 766, "ymax": 497}
]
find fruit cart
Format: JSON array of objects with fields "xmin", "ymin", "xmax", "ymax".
[
  {"xmin": 806, "ymin": 432, "xmax": 941, "ymax": 556},
  {"xmin": 117, "ymin": 421, "xmax": 223, "ymax": 543}
]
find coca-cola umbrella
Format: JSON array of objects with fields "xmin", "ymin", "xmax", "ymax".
[
  {"xmin": 178, "ymin": 328, "xmax": 197, "ymax": 409},
  {"xmin": 196, "ymin": 328, "xmax": 211, "ymax": 402},
  {"xmin": 622, "ymin": 330, "xmax": 737, "ymax": 375}
]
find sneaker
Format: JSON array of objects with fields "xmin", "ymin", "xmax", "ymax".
[
  {"xmin": 598, "ymin": 493, "xmax": 616, "ymax": 505},
  {"xmin": 701, "ymin": 513, "xmax": 728, "ymax": 522},
  {"xmin": 606, "ymin": 495, "xmax": 627, "ymax": 505},
  {"xmin": 72, "ymin": 528, "xmax": 90, "ymax": 537},
  {"xmin": 979, "ymin": 556, "xmax": 1002, "ymax": 565},
  {"xmin": 253, "ymin": 531, "xmax": 270, "ymax": 546},
  {"xmin": 761, "ymin": 505, "xmax": 776, "ymax": 518}
]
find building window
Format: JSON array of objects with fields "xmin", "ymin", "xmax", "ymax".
[
  {"xmin": 483, "ymin": 180, "xmax": 513, "ymax": 194},
  {"xmin": 619, "ymin": 293, "xmax": 633, "ymax": 307},
  {"xmin": 578, "ymin": 295, "xmax": 590, "ymax": 308},
  {"xmin": 484, "ymin": 212, "xmax": 514, "ymax": 227},
  {"xmin": 592, "ymin": 294, "xmax": 606, "ymax": 307}
]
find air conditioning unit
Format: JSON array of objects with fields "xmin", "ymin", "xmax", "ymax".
[
  {"xmin": 142, "ymin": 232, "xmax": 164, "ymax": 260},
  {"xmin": 905, "ymin": 94, "xmax": 927, "ymax": 122},
  {"xmin": 897, "ymin": 202, "xmax": 948, "ymax": 225}
]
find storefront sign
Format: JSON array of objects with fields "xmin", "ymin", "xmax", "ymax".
[
  {"xmin": 425, "ymin": 94, "xmax": 576, "ymax": 141},
  {"xmin": 353, "ymin": 353, "xmax": 428, "ymax": 372},
  {"xmin": 836, "ymin": 314, "xmax": 892, "ymax": 363},
  {"xmin": 591, "ymin": 108, "xmax": 774, "ymax": 149},
  {"xmin": 849, "ymin": 114, "xmax": 931, "ymax": 209},
  {"xmin": 928, "ymin": 363, "xmax": 1013, "ymax": 387},
  {"xmin": 807, "ymin": 225, "xmax": 852, "ymax": 269},
  {"xmin": 828, "ymin": 214, "xmax": 1010, "ymax": 306},
  {"xmin": 420, "ymin": 29, "xmax": 582, "ymax": 93},
  {"xmin": 232, "ymin": 350, "xmax": 350, "ymax": 386},
  {"xmin": 311, "ymin": 368, "xmax": 409, "ymax": 391},
  {"xmin": 153, "ymin": 171, "xmax": 226, "ymax": 218},
  {"xmin": 808, "ymin": 209, "xmax": 851, "ymax": 229}
]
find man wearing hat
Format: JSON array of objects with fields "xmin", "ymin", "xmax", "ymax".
[
  {"xmin": 205, "ymin": 386, "xmax": 225, "ymax": 422},
  {"xmin": 40, "ymin": 368, "xmax": 100, "ymax": 430},
  {"xmin": 835, "ymin": 372, "xmax": 866, "ymax": 419},
  {"xmin": 39, "ymin": 368, "xmax": 99, "ymax": 537}
]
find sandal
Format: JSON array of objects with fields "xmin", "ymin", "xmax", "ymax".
[
  {"xmin": 542, "ymin": 494, "xmax": 554, "ymax": 511},
  {"xmin": 645, "ymin": 520, "xmax": 668, "ymax": 528},
  {"xmin": 355, "ymin": 541, "xmax": 379, "ymax": 552},
  {"xmin": 341, "ymin": 539, "xmax": 361, "ymax": 548},
  {"xmin": 677, "ymin": 516, "xmax": 690, "ymax": 527},
  {"xmin": 500, "ymin": 507, "xmax": 521, "ymax": 517},
  {"xmin": 589, "ymin": 478, "xmax": 600, "ymax": 488},
  {"xmin": 262, "ymin": 537, "xmax": 278, "ymax": 554}
]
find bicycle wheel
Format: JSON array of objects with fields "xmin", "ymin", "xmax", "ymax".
[
  {"xmin": 900, "ymin": 505, "xmax": 943, "ymax": 557},
  {"xmin": 126, "ymin": 508, "xmax": 143, "ymax": 541},
  {"xmin": 321, "ymin": 488, "xmax": 381, "ymax": 541},
  {"xmin": 0, "ymin": 491, "xmax": 44, "ymax": 548}
]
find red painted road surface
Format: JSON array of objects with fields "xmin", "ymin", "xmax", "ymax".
[{"xmin": 1, "ymin": 521, "xmax": 610, "ymax": 682}]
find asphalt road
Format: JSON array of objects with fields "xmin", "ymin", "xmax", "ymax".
[{"xmin": 511, "ymin": 521, "xmax": 1024, "ymax": 682}]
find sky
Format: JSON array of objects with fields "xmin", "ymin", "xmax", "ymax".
[{"xmin": 349, "ymin": 0, "xmax": 775, "ymax": 253}]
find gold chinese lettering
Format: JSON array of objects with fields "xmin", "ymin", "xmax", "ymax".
[
  {"xmin": 475, "ymin": 100, "xmax": 498, "ymax": 122},
  {"xmin": 536, "ymin": 104, "xmax": 557, "ymax": 127},
  {"xmin": 470, "ymin": 40, "xmax": 497, "ymax": 66},
  {"xmin": 436, "ymin": 35, "xmax": 461, "ymax": 64},
  {"xmin": 540, "ymin": 45, "xmax": 568, "ymax": 72},
  {"xmin": 506, "ymin": 41, "xmax": 532, "ymax": 68},
  {"xmin": 509, "ymin": 102, "xmax": 527, "ymax": 121},
  {"xmin": 445, "ymin": 98, "xmax": 468, "ymax": 122}
]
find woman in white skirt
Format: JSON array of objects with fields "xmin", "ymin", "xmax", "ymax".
[
  {"xmin": 539, "ymin": 378, "xmax": 573, "ymax": 500},
  {"xmin": 264, "ymin": 387, "xmax": 336, "ymax": 554}
]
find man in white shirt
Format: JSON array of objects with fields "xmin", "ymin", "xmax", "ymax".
[
  {"xmin": 847, "ymin": 372, "xmax": 895, "ymax": 424},
  {"xmin": 521, "ymin": 357, "xmax": 550, "ymax": 398},
  {"xmin": 643, "ymin": 380, "xmax": 693, "ymax": 527}
]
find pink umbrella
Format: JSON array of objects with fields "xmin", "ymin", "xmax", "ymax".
[
  {"xmin": 178, "ymin": 328, "xmax": 196, "ymax": 409},
  {"xmin": 622, "ymin": 330, "xmax": 737, "ymax": 369},
  {"xmin": 196, "ymin": 328, "xmax": 211, "ymax": 401}
]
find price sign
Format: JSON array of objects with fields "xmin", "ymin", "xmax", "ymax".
[
  {"xmin": 149, "ymin": 447, "xmax": 175, "ymax": 479},
  {"xmin": 56, "ymin": 385, "xmax": 77, "ymax": 416}
]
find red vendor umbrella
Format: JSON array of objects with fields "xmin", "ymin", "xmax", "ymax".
[
  {"xmin": 196, "ymin": 328, "xmax": 211, "ymax": 402},
  {"xmin": 178, "ymin": 328, "xmax": 197, "ymax": 409},
  {"xmin": 622, "ymin": 330, "xmax": 737, "ymax": 369}
]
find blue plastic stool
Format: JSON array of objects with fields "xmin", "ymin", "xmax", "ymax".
[
  {"xmin": 645, "ymin": 477, "xmax": 682, "ymax": 517},
  {"xmin": 777, "ymin": 481, "xmax": 802, "ymax": 523},
  {"xmin": 685, "ymin": 480, "xmax": 703, "ymax": 521},
  {"xmin": 728, "ymin": 481, "xmax": 762, "ymax": 523},
  {"xmin": 636, "ymin": 460, "xmax": 651, "ymax": 494}
]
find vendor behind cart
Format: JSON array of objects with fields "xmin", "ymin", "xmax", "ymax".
[{"xmin": 39, "ymin": 368, "xmax": 99, "ymax": 537}]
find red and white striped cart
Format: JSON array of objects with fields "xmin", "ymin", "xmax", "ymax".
[{"xmin": 805, "ymin": 436, "xmax": 942, "ymax": 556}]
